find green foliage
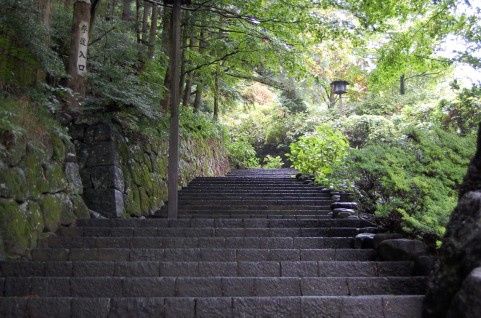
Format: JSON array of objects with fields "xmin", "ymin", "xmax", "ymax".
[
  {"xmin": 226, "ymin": 137, "xmax": 260, "ymax": 169},
  {"xmin": 287, "ymin": 123, "xmax": 349, "ymax": 183},
  {"xmin": 437, "ymin": 84, "xmax": 481, "ymax": 135},
  {"xmin": 263, "ymin": 155, "xmax": 284, "ymax": 169},
  {"xmin": 329, "ymin": 126, "xmax": 476, "ymax": 241},
  {"xmin": 179, "ymin": 108, "xmax": 227, "ymax": 141}
]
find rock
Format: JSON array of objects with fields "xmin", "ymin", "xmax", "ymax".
[
  {"xmin": 413, "ymin": 255, "xmax": 436, "ymax": 276},
  {"xmin": 89, "ymin": 209, "xmax": 106, "ymax": 219},
  {"xmin": 84, "ymin": 188, "xmax": 124, "ymax": 218},
  {"xmin": 44, "ymin": 162, "xmax": 68, "ymax": 193},
  {"xmin": 331, "ymin": 195, "xmax": 341, "ymax": 201},
  {"xmin": 332, "ymin": 208, "xmax": 356, "ymax": 217},
  {"xmin": 0, "ymin": 167, "xmax": 27, "ymax": 202},
  {"xmin": 377, "ymin": 239, "xmax": 427, "ymax": 261},
  {"xmin": 90, "ymin": 165, "xmax": 124, "ymax": 192},
  {"xmin": 71, "ymin": 195, "xmax": 90, "ymax": 219},
  {"xmin": 1, "ymin": 132, "xmax": 26, "ymax": 166},
  {"xmin": 337, "ymin": 211, "xmax": 354, "ymax": 218},
  {"xmin": 40, "ymin": 194, "xmax": 74, "ymax": 231},
  {"xmin": 447, "ymin": 267, "xmax": 481, "ymax": 318},
  {"xmin": 65, "ymin": 162, "xmax": 83, "ymax": 194},
  {"xmin": 84, "ymin": 123, "xmax": 115, "ymax": 144},
  {"xmin": 55, "ymin": 111, "xmax": 73, "ymax": 125},
  {"xmin": 65, "ymin": 152, "xmax": 77, "ymax": 162},
  {"xmin": 331, "ymin": 202, "xmax": 358, "ymax": 210},
  {"xmin": 354, "ymin": 233, "xmax": 376, "ymax": 249},
  {"xmin": 372, "ymin": 233, "xmax": 403, "ymax": 249},
  {"xmin": 87, "ymin": 141, "xmax": 119, "ymax": 167},
  {"xmin": 340, "ymin": 192, "xmax": 356, "ymax": 202}
]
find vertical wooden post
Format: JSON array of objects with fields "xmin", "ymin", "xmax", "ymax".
[{"xmin": 167, "ymin": 0, "xmax": 181, "ymax": 219}]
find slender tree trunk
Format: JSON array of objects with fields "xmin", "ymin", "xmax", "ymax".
[
  {"xmin": 167, "ymin": 0, "xmax": 182, "ymax": 219},
  {"xmin": 107, "ymin": 0, "xmax": 116, "ymax": 18},
  {"xmin": 121, "ymin": 0, "xmax": 134, "ymax": 20},
  {"xmin": 146, "ymin": 4, "xmax": 158, "ymax": 60},
  {"xmin": 213, "ymin": 72, "xmax": 219, "ymax": 119},
  {"xmin": 181, "ymin": 32, "xmax": 194, "ymax": 107},
  {"xmin": 135, "ymin": 0, "xmax": 141, "ymax": 44},
  {"xmin": 182, "ymin": 71, "xmax": 193, "ymax": 106},
  {"xmin": 89, "ymin": 0, "xmax": 100, "ymax": 38},
  {"xmin": 400, "ymin": 74, "xmax": 406, "ymax": 95},
  {"xmin": 141, "ymin": 3, "xmax": 151, "ymax": 42},
  {"xmin": 178, "ymin": 29, "xmax": 187, "ymax": 102},
  {"xmin": 193, "ymin": 86, "xmax": 203, "ymax": 112},
  {"xmin": 329, "ymin": 84, "xmax": 336, "ymax": 109},
  {"xmin": 67, "ymin": 0, "xmax": 91, "ymax": 110},
  {"xmin": 160, "ymin": 3, "xmax": 172, "ymax": 112},
  {"xmin": 192, "ymin": 27, "xmax": 205, "ymax": 112}
]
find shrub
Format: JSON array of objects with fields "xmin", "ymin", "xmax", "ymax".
[
  {"xmin": 287, "ymin": 123, "xmax": 349, "ymax": 183},
  {"xmin": 226, "ymin": 137, "xmax": 260, "ymax": 169},
  {"xmin": 263, "ymin": 155, "xmax": 284, "ymax": 169},
  {"xmin": 329, "ymin": 126, "xmax": 476, "ymax": 243}
]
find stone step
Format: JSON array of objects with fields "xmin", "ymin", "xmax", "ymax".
[
  {"xmin": 57, "ymin": 227, "xmax": 375, "ymax": 238},
  {"xmin": 172, "ymin": 205, "xmax": 331, "ymax": 211},
  {"xmin": 75, "ymin": 218, "xmax": 371, "ymax": 228},
  {"xmin": 41, "ymin": 236, "xmax": 356, "ymax": 249},
  {"xmin": 1, "ymin": 276, "xmax": 426, "ymax": 298},
  {"xmin": 154, "ymin": 214, "xmax": 336, "ymax": 219},
  {"xmin": 178, "ymin": 200, "xmax": 332, "ymax": 206},
  {"xmin": 178, "ymin": 194, "xmax": 329, "ymax": 199},
  {"xmin": 0, "ymin": 261, "xmax": 415, "ymax": 278},
  {"xmin": 0, "ymin": 295, "xmax": 424, "ymax": 318},
  {"xmin": 31, "ymin": 248, "xmax": 378, "ymax": 262}
]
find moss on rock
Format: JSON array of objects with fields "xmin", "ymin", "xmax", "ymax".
[
  {"xmin": 0, "ymin": 199, "xmax": 30, "ymax": 257},
  {"xmin": 71, "ymin": 194, "xmax": 90, "ymax": 219},
  {"xmin": 0, "ymin": 167, "xmax": 27, "ymax": 202},
  {"xmin": 24, "ymin": 151, "xmax": 48, "ymax": 199}
]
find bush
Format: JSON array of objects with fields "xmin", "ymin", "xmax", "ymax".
[
  {"xmin": 226, "ymin": 137, "xmax": 260, "ymax": 169},
  {"xmin": 329, "ymin": 126, "xmax": 476, "ymax": 243},
  {"xmin": 287, "ymin": 123, "xmax": 349, "ymax": 183},
  {"xmin": 263, "ymin": 155, "xmax": 284, "ymax": 169}
]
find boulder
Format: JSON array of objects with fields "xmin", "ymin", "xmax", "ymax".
[
  {"xmin": 354, "ymin": 233, "xmax": 376, "ymax": 249},
  {"xmin": 331, "ymin": 202, "xmax": 358, "ymax": 210},
  {"xmin": 447, "ymin": 267, "xmax": 481, "ymax": 318},
  {"xmin": 377, "ymin": 239, "xmax": 427, "ymax": 261},
  {"xmin": 372, "ymin": 233, "xmax": 403, "ymax": 249}
]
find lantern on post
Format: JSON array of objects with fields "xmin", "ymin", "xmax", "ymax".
[{"xmin": 330, "ymin": 80, "xmax": 349, "ymax": 115}]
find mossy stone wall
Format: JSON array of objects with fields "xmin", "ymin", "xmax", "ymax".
[
  {"xmin": 0, "ymin": 132, "xmax": 88, "ymax": 259},
  {"xmin": 74, "ymin": 120, "xmax": 230, "ymax": 218}
]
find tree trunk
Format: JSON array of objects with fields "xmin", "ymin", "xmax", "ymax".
[
  {"xmin": 213, "ymin": 72, "xmax": 219, "ymax": 119},
  {"xmin": 181, "ymin": 32, "xmax": 194, "ymax": 107},
  {"xmin": 160, "ymin": 3, "xmax": 172, "ymax": 112},
  {"xmin": 182, "ymin": 71, "xmax": 193, "ymax": 107},
  {"xmin": 167, "ymin": 0, "xmax": 182, "ymax": 219},
  {"xmin": 38, "ymin": 0, "xmax": 53, "ymax": 27},
  {"xmin": 89, "ymin": 0, "xmax": 101, "ymax": 38},
  {"xmin": 67, "ymin": 0, "xmax": 91, "ymax": 110},
  {"xmin": 121, "ymin": 0, "xmax": 134, "ymax": 20},
  {"xmin": 146, "ymin": 4, "xmax": 158, "ymax": 60},
  {"xmin": 141, "ymin": 3, "xmax": 151, "ymax": 42},
  {"xmin": 400, "ymin": 74, "xmax": 406, "ymax": 95},
  {"xmin": 192, "ymin": 27, "xmax": 205, "ymax": 112},
  {"xmin": 193, "ymin": 85, "xmax": 203, "ymax": 112},
  {"xmin": 329, "ymin": 84, "xmax": 336, "ymax": 109}
]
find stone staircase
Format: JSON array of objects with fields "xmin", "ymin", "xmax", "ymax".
[{"xmin": 0, "ymin": 168, "xmax": 425, "ymax": 317}]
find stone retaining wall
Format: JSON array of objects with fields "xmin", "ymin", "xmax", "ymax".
[{"xmin": 0, "ymin": 131, "xmax": 88, "ymax": 259}]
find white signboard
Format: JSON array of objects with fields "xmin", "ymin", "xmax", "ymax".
[{"xmin": 77, "ymin": 21, "xmax": 89, "ymax": 75}]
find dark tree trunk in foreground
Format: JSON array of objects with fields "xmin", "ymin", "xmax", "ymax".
[{"xmin": 167, "ymin": 0, "xmax": 181, "ymax": 218}]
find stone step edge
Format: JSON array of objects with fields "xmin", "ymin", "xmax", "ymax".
[
  {"xmin": 0, "ymin": 260, "xmax": 415, "ymax": 278},
  {"xmin": 1, "ymin": 276, "xmax": 427, "ymax": 297}
]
